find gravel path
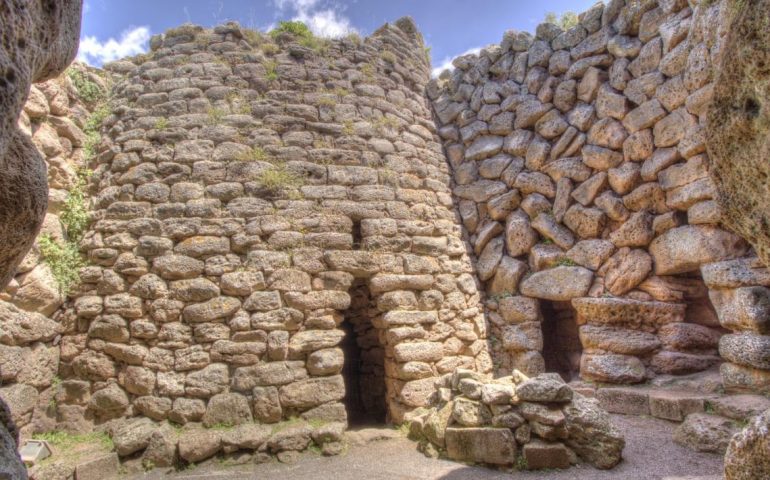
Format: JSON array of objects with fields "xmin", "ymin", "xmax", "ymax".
[{"xmin": 138, "ymin": 414, "xmax": 724, "ymax": 480}]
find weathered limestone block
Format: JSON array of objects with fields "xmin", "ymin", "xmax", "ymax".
[
  {"xmin": 572, "ymin": 297, "xmax": 685, "ymax": 328},
  {"xmin": 580, "ymin": 354, "xmax": 646, "ymax": 384},
  {"xmin": 579, "ymin": 325, "xmax": 660, "ymax": 355},
  {"xmin": 445, "ymin": 427, "xmax": 516, "ymax": 465},
  {"xmin": 650, "ymin": 225, "xmax": 749, "ymax": 275},
  {"xmin": 708, "ymin": 287, "xmax": 770, "ymax": 334},
  {"xmin": 719, "ymin": 333, "xmax": 770, "ymax": 371},
  {"xmin": 520, "ymin": 266, "xmax": 593, "ymax": 301}
]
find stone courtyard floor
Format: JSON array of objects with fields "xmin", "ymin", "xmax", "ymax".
[{"xmin": 129, "ymin": 414, "xmax": 724, "ymax": 480}]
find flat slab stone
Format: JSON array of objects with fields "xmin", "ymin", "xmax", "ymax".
[
  {"xmin": 572, "ymin": 297, "xmax": 685, "ymax": 328},
  {"xmin": 596, "ymin": 387, "xmax": 650, "ymax": 415},
  {"xmin": 701, "ymin": 257, "xmax": 770, "ymax": 289},
  {"xmin": 710, "ymin": 394, "xmax": 770, "ymax": 421},
  {"xmin": 648, "ymin": 390, "xmax": 710, "ymax": 422},
  {"xmin": 580, "ymin": 354, "xmax": 646, "ymax": 384},
  {"xmin": 445, "ymin": 427, "xmax": 516, "ymax": 465}
]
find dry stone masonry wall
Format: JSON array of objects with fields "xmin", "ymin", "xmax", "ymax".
[
  {"xmin": 427, "ymin": 0, "xmax": 770, "ymax": 391},
  {"xmin": 49, "ymin": 18, "xmax": 490, "ymax": 441},
  {"xmin": 1, "ymin": 0, "xmax": 770, "ymax": 475}
]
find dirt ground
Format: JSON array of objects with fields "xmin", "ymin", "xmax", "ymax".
[{"xmin": 132, "ymin": 414, "xmax": 725, "ymax": 480}]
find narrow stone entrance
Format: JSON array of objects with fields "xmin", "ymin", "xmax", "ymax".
[
  {"xmin": 341, "ymin": 279, "xmax": 387, "ymax": 426},
  {"xmin": 541, "ymin": 300, "xmax": 582, "ymax": 381}
]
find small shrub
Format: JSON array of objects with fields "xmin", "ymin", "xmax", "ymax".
[
  {"xmin": 342, "ymin": 120, "xmax": 355, "ymax": 136},
  {"xmin": 66, "ymin": 68, "xmax": 104, "ymax": 104},
  {"xmin": 424, "ymin": 45, "xmax": 432, "ymax": 63},
  {"xmin": 360, "ymin": 63, "xmax": 375, "ymax": 79},
  {"xmin": 556, "ymin": 258, "xmax": 577, "ymax": 267},
  {"xmin": 381, "ymin": 50, "xmax": 397, "ymax": 64},
  {"xmin": 38, "ymin": 235, "xmax": 86, "ymax": 294},
  {"xmin": 346, "ymin": 32, "xmax": 362, "ymax": 45},
  {"xmin": 264, "ymin": 60, "xmax": 278, "ymax": 81},
  {"xmin": 154, "ymin": 117, "xmax": 169, "ymax": 130},
  {"xmin": 207, "ymin": 107, "xmax": 226, "ymax": 125},
  {"xmin": 60, "ymin": 175, "xmax": 91, "ymax": 241},
  {"xmin": 544, "ymin": 11, "xmax": 579, "ymax": 29},
  {"xmin": 317, "ymin": 95, "xmax": 336, "ymax": 107},
  {"xmin": 374, "ymin": 115, "xmax": 399, "ymax": 133},
  {"xmin": 257, "ymin": 163, "xmax": 303, "ymax": 192},
  {"xmin": 33, "ymin": 431, "xmax": 113, "ymax": 451},
  {"xmin": 270, "ymin": 20, "xmax": 313, "ymax": 40},
  {"xmin": 261, "ymin": 43, "xmax": 280, "ymax": 55},
  {"xmin": 236, "ymin": 146, "xmax": 268, "ymax": 162},
  {"xmin": 243, "ymin": 28, "xmax": 262, "ymax": 46}
]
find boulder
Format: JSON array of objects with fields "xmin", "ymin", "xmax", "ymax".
[
  {"xmin": 112, "ymin": 417, "xmax": 156, "ymax": 456},
  {"xmin": 673, "ymin": 413, "xmax": 739, "ymax": 453},
  {"xmin": 724, "ymin": 408, "xmax": 770, "ymax": 480},
  {"xmin": 202, "ymin": 392, "xmax": 253, "ymax": 427},
  {"xmin": 178, "ymin": 429, "xmax": 222, "ymax": 463},
  {"xmin": 0, "ymin": 0, "xmax": 83, "ymax": 290},
  {"xmin": 516, "ymin": 374, "xmax": 573, "ymax": 403},
  {"xmin": 563, "ymin": 396, "xmax": 624, "ymax": 469}
]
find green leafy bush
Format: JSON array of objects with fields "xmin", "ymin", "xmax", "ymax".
[
  {"xmin": 270, "ymin": 21, "xmax": 313, "ymax": 40},
  {"xmin": 38, "ymin": 235, "xmax": 86, "ymax": 294},
  {"xmin": 257, "ymin": 163, "xmax": 303, "ymax": 192},
  {"xmin": 66, "ymin": 68, "xmax": 104, "ymax": 104}
]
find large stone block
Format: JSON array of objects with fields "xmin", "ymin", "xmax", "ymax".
[
  {"xmin": 649, "ymin": 226, "xmax": 749, "ymax": 275},
  {"xmin": 445, "ymin": 427, "xmax": 516, "ymax": 465}
]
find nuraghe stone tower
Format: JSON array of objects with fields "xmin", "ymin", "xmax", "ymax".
[
  {"xmin": 52, "ymin": 18, "xmax": 489, "ymax": 430},
  {"xmin": 3, "ymin": 0, "xmax": 770, "ymax": 475}
]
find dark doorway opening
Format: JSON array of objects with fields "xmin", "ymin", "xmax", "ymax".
[
  {"xmin": 541, "ymin": 300, "xmax": 582, "ymax": 382},
  {"xmin": 341, "ymin": 279, "xmax": 387, "ymax": 426}
]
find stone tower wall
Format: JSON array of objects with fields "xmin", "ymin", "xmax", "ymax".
[
  {"xmin": 50, "ymin": 19, "xmax": 489, "ymax": 432},
  {"xmin": 428, "ymin": 0, "xmax": 770, "ymax": 391}
]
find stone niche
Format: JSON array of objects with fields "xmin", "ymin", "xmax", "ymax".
[
  {"xmin": 49, "ymin": 17, "xmax": 491, "ymax": 437},
  {"xmin": 427, "ymin": 0, "xmax": 770, "ymax": 393}
]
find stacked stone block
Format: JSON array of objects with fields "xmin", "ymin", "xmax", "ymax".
[
  {"xmin": 408, "ymin": 369, "xmax": 624, "ymax": 470},
  {"xmin": 703, "ymin": 257, "xmax": 770, "ymax": 394},
  {"xmin": 427, "ymin": 0, "xmax": 749, "ymax": 384},
  {"xmin": 51, "ymin": 19, "xmax": 490, "ymax": 437}
]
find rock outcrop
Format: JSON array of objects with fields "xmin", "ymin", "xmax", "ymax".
[
  {"xmin": 0, "ymin": 1, "xmax": 83, "ymax": 479},
  {"xmin": 706, "ymin": 0, "xmax": 770, "ymax": 268},
  {"xmin": 408, "ymin": 369, "xmax": 624, "ymax": 470},
  {"xmin": 0, "ymin": 0, "xmax": 83, "ymax": 289},
  {"xmin": 724, "ymin": 407, "xmax": 770, "ymax": 480}
]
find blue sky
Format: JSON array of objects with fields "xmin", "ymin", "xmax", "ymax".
[{"xmin": 79, "ymin": 0, "xmax": 599, "ymax": 74}]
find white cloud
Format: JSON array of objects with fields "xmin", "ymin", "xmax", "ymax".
[
  {"xmin": 431, "ymin": 47, "xmax": 482, "ymax": 78},
  {"xmin": 273, "ymin": 0, "xmax": 356, "ymax": 38},
  {"xmin": 77, "ymin": 26, "xmax": 151, "ymax": 66}
]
